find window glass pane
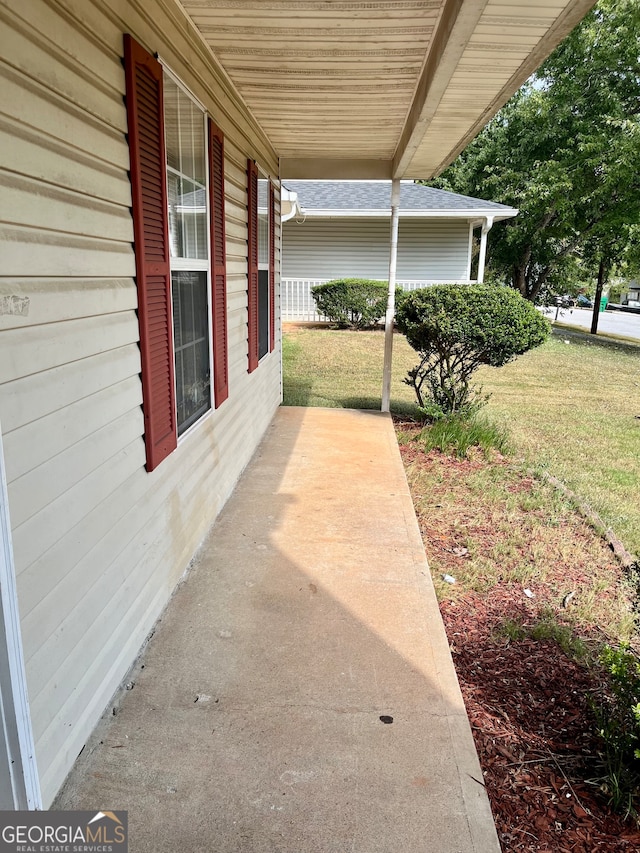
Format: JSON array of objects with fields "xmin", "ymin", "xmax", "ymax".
[
  {"xmin": 164, "ymin": 77, "xmax": 180, "ymax": 173},
  {"xmin": 172, "ymin": 280, "xmax": 182, "ymax": 349},
  {"xmin": 167, "ymin": 171, "xmax": 181, "ymax": 259},
  {"xmin": 258, "ymin": 177, "xmax": 269, "ymax": 268},
  {"xmin": 172, "ymin": 271, "xmax": 211, "ymax": 434},
  {"xmin": 258, "ymin": 268, "xmax": 269, "ymax": 359},
  {"xmin": 164, "ymin": 76, "xmax": 207, "ymax": 261}
]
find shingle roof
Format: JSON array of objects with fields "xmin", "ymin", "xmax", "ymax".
[{"xmin": 282, "ymin": 180, "xmax": 516, "ymax": 217}]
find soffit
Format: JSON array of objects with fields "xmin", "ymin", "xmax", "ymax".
[{"xmin": 179, "ymin": 0, "xmax": 596, "ymax": 179}]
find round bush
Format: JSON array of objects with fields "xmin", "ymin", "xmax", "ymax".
[
  {"xmin": 311, "ymin": 278, "xmax": 389, "ymax": 329},
  {"xmin": 396, "ymin": 284, "xmax": 549, "ymax": 416}
]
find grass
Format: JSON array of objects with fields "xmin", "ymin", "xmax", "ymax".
[
  {"xmin": 282, "ymin": 325, "xmax": 417, "ymax": 413},
  {"xmin": 282, "ymin": 323, "xmax": 640, "ymax": 560},
  {"xmin": 412, "ymin": 413, "xmax": 511, "ymax": 458},
  {"xmin": 497, "ymin": 609, "xmax": 591, "ymax": 661},
  {"xmin": 400, "ymin": 447, "xmax": 637, "ymax": 644},
  {"xmin": 479, "ymin": 333, "xmax": 640, "ymax": 559}
]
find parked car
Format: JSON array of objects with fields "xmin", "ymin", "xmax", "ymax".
[
  {"xmin": 552, "ymin": 294, "xmax": 575, "ymax": 308},
  {"xmin": 576, "ymin": 294, "xmax": 592, "ymax": 308}
]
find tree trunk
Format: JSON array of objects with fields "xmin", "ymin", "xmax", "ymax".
[
  {"xmin": 590, "ymin": 257, "xmax": 607, "ymax": 335},
  {"xmin": 513, "ymin": 266, "xmax": 527, "ymax": 298}
]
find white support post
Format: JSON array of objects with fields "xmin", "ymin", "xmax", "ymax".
[
  {"xmin": 381, "ymin": 179, "xmax": 401, "ymax": 413},
  {"xmin": 477, "ymin": 216, "xmax": 494, "ymax": 283},
  {"xmin": 466, "ymin": 222, "xmax": 474, "ymax": 281}
]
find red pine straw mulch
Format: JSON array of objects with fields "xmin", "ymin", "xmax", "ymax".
[{"xmin": 397, "ymin": 440, "xmax": 640, "ymax": 852}]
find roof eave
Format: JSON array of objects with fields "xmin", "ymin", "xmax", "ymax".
[{"xmin": 293, "ymin": 208, "xmax": 519, "ymax": 219}]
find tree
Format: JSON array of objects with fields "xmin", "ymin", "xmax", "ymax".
[
  {"xmin": 395, "ymin": 285, "xmax": 549, "ymax": 417},
  {"xmin": 582, "ymin": 222, "xmax": 636, "ymax": 333},
  {"xmin": 430, "ymin": 0, "xmax": 640, "ymax": 303}
]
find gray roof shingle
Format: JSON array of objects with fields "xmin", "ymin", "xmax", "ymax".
[{"xmin": 282, "ymin": 180, "xmax": 515, "ymax": 216}]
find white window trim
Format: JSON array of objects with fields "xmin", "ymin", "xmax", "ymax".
[{"xmin": 162, "ymin": 67, "xmax": 215, "ymax": 440}]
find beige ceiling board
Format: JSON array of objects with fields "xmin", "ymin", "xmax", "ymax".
[
  {"xmin": 392, "ymin": 0, "xmax": 490, "ymax": 178},
  {"xmin": 403, "ymin": 0, "xmax": 598, "ymax": 177},
  {"xmin": 178, "ymin": 0, "xmax": 597, "ymax": 179},
  {"xmin": 180, "ymin": 0, "xmax": 446, "ymax": 166}
]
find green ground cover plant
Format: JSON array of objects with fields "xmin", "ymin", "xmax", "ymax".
[{"xmin": 591, "ymin": 643, "xmax": 640, "ymax": 820}]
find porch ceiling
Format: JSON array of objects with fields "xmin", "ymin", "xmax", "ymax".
[{"xmin": 180, "ymin": 0, "xmax": 596, "ymax": 180}]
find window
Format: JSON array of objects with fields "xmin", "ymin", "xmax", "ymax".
[
  {"xmin": 257, "ymin": 176, "xmax": 270, "ymax": 360},
  {"xmin": 247, "ymin": 163, "xmax": 276, "ymax": 372},
  {"xmin": 124, "ymin": 34, "xmax": 228, "ymax": 471},
  {"xmin": 164, "ymin": 75, "xmax": 211, "ymax": 435}
]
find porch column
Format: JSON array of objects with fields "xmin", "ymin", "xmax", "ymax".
[
  {"xmin": 477, "ymin": 216, "xmax": 494, "ymax": 283},
  {"xmin": 381, "ymin": 179, "xmax": 401, "ymax": 413}
]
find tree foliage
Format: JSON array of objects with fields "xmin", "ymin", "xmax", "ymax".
[
  {"xmin": 430, "ymin": 0, "xmax": 640, "ymax": 302},
  {"xmin": 311, "ymin": 278, "xmax": 389, "ymax": 328},
  {"xmin": 396, "ymin": 284, "xmax": 549, "ymax": 417}
]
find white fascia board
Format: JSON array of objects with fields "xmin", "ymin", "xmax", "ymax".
[{"xmin": 303, "ymin": 208, "xmax": 518, "ymax": 220}]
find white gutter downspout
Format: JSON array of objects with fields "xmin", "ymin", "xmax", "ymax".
[
  {"xmin": 280, "ymin": 188, "xmax": 302, "ymax": 223},
  {"xmin": 381, "ymin": 179, "xmax": 401, "ymax": 413},
  {"xmin": 477, "ymin": 216, "xmax": 494, "ymax": 283}
]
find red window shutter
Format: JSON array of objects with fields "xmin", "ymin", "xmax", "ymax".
[
  {"xmin": 208, "ymin": 119, "xmax": 229, "ymax": 407},
  {"xmin": 247, "ymin": 159, "xmax": 259, "ymax": 373},
  {"xmin": 124, "ymin": 34, "xmax": 177, "ymax": 472},
  {"xmin": 269, "ymin": 181, "xmax": 276, "ymax": 353}
]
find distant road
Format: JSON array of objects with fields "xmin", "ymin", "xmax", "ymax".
[{"xmin": 543, "ymin": 306, "xmax": 640, "ymax": 343}]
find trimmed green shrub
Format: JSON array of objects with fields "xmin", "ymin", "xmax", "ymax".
[
  {"xmin": 396, "ymin": 284, "xmax": 549, "ymax": 417},
  {"xmin": 311, "ymin": 278, "xmax": 389, "ymax": 329},
  {"xmin": 591, "ymin": 643, "xmax": 640, "ymax": 821}
]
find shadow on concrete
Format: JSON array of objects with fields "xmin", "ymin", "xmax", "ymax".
[{"xmin": 54, "ymin": 408, "xmax": 499, "ymax": 852}]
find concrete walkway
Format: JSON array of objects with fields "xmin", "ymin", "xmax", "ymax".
[{"xmin": 55, "ymin": 407, "xmax": 500, "ymax": 852}]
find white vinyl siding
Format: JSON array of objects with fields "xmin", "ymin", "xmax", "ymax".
[
  {"xmin": 0, "ymin": 0, "xmax": 280, "ymax": 806},
  {"xmin": 282, "ymin": 217, "xmax": 471, "ymax": 282}
]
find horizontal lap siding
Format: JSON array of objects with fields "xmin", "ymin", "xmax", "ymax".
[
  {"xmin": 0, "ymin": 0, "xmax": 280, "ymax": 805},
  {"xmin": 282, "ymin": 217, "xmax": 470, "ymax": 281}
]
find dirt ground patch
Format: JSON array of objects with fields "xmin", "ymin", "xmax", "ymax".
[{"xmin": 398, "ymin": 436, "xmax": 640, "ymax": 852}]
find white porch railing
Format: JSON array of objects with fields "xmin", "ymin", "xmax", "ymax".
[
  {"xmin": 281, "ymin": 279, "xmax": 329, "ymax": 322},
  {"xmin": 280, "ymin": 278, "xmax": 455, "ymax": 322}
]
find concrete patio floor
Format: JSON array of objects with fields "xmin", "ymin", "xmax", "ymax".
[{"xmin": 55, "ymin": 406, "xmax": 500, "ymax": 852}]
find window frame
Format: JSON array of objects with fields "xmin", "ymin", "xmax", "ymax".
[
  {"xmin": 162, "ymin": 69, "xmax": 214, "ymax": 441},
  {"xmin": 247, "ymin": 161, "xmax": 276, "ymax": 372}
]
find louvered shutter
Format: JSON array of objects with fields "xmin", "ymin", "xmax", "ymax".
[
  {"xmin": 269, "ymin": 181, "xmax": 276, "ymax": 353},
  {"xmin": 124, "ymin": 34, "xmax": 177, "ymax": 472},
  {"xmin": 247, "ymin": 159, "xmax": 259, "ymax": 373},
  {"xmin": 208, "ymin": 119, "xmax": 229, "ymax": 406}
]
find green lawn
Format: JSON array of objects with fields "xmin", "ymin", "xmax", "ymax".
[
  {"xmin": 282, "ymin": 326, "xmax": 417, "ymax": 412},
  {"xmin": 282, "ymin": 324, "xmax": 640, "ymax": 558}
]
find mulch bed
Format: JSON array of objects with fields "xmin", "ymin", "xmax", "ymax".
[
  {"xmin": 398, "ymin": 440, "xmax": 640, "ymax": 852},
  {"xmin": 443, "ymin": 587, "xmax": 640, "ymax": 852}
]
